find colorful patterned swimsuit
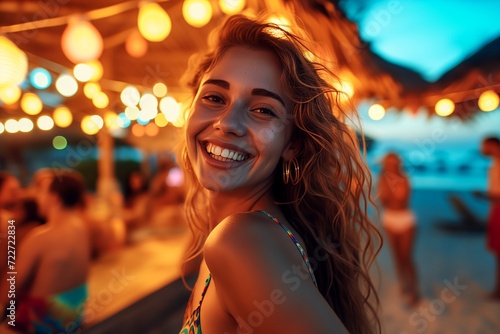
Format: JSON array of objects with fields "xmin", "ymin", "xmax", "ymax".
[{"xmin": 179, "ymin": 210, "xmax": 317, "ymax": 334}]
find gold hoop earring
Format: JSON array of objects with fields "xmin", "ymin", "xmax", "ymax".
[{"xmin": 282, "ymin": 159, "xmax": 300, "ymax": 185}]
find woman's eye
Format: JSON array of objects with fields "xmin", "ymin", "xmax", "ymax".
[
  {"xmin": 201, "ymin": 95, "xmax": 224, "ymax": 104},
  {"xmin": 252, "ymin": 107, "xmax": 276, "ymax": 116}
]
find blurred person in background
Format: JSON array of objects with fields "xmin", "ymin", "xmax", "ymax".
[
  {"xmin": 13, "ymin": 196, "xmax": 46, "ymax": 246},
  {"xmin": 0, "ymin": 170, "xmax": 91, "ymax": 333},
  {"xmin": 477, "ymin": 137, "xmax": 500, "ymax": 300},
  {"xmin": 0, "ymin": 172, "xmax": 21, "ymax": 273},
  {"xmin": 122, "ymin": 170, "xmax": 150, "ymax": 232},
  {"xmin": 377, "ymin": 152, "xmax": 420, "ymax": 306}
]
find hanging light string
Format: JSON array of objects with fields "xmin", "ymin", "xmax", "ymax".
[{"xmin": 0, "ymin": 0, "xmax": 172, "ymax": 34}]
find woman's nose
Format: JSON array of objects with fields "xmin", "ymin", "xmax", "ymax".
[{"xmin": 213, "ymin": 104, "xmax": 246, "ymax": 136}]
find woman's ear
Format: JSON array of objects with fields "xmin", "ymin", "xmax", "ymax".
[{"xmin": 281, "ymin": 140, "xmax": 299, "ymax": 161}]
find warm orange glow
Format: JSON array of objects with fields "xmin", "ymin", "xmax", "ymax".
[
  {"xmin": 84, "ymin": 82, "xmax": 101, "ymax": 99},
  {"xmin": 145, "ymin": 123, "xmax": 159, "ymax": 136},
  {"xmin": 138, "ymin": 3, "xmax": 172, "ymax": 42},
  {"xmin": 53, "ymin": 106, "xmax": 73, "ymax": 128},
  {"xmin": 435, "ymin": 98, "xmax": 455, "ymax": 117},
  {"xmin": 126, "ymin": 30, "xmax": 148, "ymax": 58},
  {"xmin": 21, "ymin": 93, "xmax": 43, "ymax": 115},
  {"xmin": 131, "ymin": 123, "xmax": 145, "ymax": 137},
  {"xmin": 61, "ymin": 19, "xmax": 103, "ymax": 63},
  {"xmin": 92, "ymin": 91, "xmax": 109, "ymax": 109},
  {"xmin": 183, "ymin": 0, "xmax": 213, "ymax": 28},
  {"xmin": 0, "ymin": 36, "xmax": 28, "ymax": 87},
  {"xmin": 0, "ymin": 85, "xmax": 21, "ymax": 105},
  {"xmin": 219, "ymin": 0, "xmax": 246, "ymax": 15},
  {"xmin": 478, "ymin": 90, "xmax": 499, "ymax": 112}
]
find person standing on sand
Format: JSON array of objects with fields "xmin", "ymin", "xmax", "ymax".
[
  {"xmin": 377, "ymin": 152, "xmax": 420, "ymax": 306},
  {"xmin": 478, "ymin": 137, "xmax": 500, "ymax": 300}
]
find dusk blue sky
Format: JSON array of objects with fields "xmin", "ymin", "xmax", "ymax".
[{"xmin": 341, "ymin": 0, "xmax": 500, "ymax": 81}]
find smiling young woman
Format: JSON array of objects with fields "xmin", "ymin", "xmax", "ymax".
[{"xmin": 177, "ymin": 14, "xmax": 381, "ymax": 334}]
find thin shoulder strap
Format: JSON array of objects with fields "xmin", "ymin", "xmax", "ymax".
[{"xmin": 257, "ymin": 210, "xmax": 318, "ymax": 287}]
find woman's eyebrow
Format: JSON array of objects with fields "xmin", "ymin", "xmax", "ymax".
[
  {"xmin": 251, "ymin": 88, "xmax": 285, "ymax": 107},
  {"xmin": 202, "ymin": 79, "xmax": 230, "ymax": 90},
  {"xmin": 202, "ymin": 79, "xmax": 285, "ymax": 107}
]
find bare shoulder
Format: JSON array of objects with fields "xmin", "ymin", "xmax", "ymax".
[{"xmin": 204, "ymin": 211, "xmax": 285, "ymax": 266}]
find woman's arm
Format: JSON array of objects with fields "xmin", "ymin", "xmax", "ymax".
[{"xmin": 205, "ymin": 212, "xmax": 349, "ymax": 334}]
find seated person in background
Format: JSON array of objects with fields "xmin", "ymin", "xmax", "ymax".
[
  {"xmin": 122, "ymin": 170, "xmax": 150, "ymax": 230},
  {"xmin": 0, "ymin": 170, "xmax": 91, "ymax": 334}
]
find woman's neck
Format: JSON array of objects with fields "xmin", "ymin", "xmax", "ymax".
[{"xmin": 207, "ymin": 182, "xmax": 276, "ymax": 230}]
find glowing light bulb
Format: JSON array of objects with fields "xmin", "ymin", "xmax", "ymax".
[
  {"xmin": 37, "ymin": 115, "xmax": 54, "ymax": 131},
  {"xmin": 53, "ymin": 106, "xmax": 73, "ymax": 128},
  {"xmin": 435, "ymin": 99, "xmax": 454, "ymax": 117},
  {"xmin": 183, "ymin": 0, "xmax": 213, "ymax": 28},
  {"xmin": 55, "ymin": 74, "xmax": 78, "ymax": 97},
  {"xmin": 368, "ymin": 104, "xmax": 385, "ymax": 120},
  {"xmin": 21, "ymin": 93, "xmax": 43, "ymax": 115},
  {"xmin": 478, "ymin": 90, "xmax": 499, "ymax": 112},
  {"xmin": 219, "ymin": 0, "xmax": 246, "ymax": 15},
  {"xmin": 30, "ymin": 68, "xmax": 52, "ymax": 89},
  {"xmin": 61, "ymin": 19, "xmax": 103, "ymax": 63},
  {"xmin": 138, "ymin": 3, "xmax": 172, "ymax": 42}
]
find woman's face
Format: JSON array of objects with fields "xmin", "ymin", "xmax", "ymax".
[{"xmin": 186, "ymin": 46, "xmax": 295, "ymax": 193}]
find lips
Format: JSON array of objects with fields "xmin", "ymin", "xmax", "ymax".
[{"xmin": 205, "ymin": 142, "xmax": 250, "ymax": 162}]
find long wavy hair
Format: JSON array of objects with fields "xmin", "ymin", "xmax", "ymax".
[{"xmin": 178, "ymin": 14, "xmax": 381, "ymax": 334}]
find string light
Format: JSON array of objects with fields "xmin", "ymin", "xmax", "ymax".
[
  {"xmin": 61, "ymin": 19, "xmax": 103, "ymax": 63},
  {"xmin": 219, "ymin": 0, "xmax": 246, "ymax": 15},
  {"xmin": 368, "ymin": 104, "xmax": 385, "ymax": 120},
  {"xmin": 183, "ymin": 0, "xmax": 213, "ymax": 28},
  {"xmin": 53, "ymin": 106, "xmax": 73, "ymax": 128},
  {"xmin": 0, "ymin": 85, "xmax": 21, "ymax": 104},
  {"xmin": 30, "ymin": 68, "xmax": 52, "ymax": 89},
  {"xmin": 435, "ymin": 98, "xmax": 455, "ymax": 117},
  {"xmin": 37, "ymin": 115, "xmax": 55, "ymax": 131},
  {"xmin": 138, "ymin": 3, "xmax": 172, "ymax": 42},
  {"xmin": 55, "ymin": 74, "xmax": 78, "ymax": 97},
  {"xmin": 478, "ymin": 90, "xmax": 499, "ymax": 112},
  {"xmin": 21, "ymin": 93, "xmax": 43, "ymax": 115},
  {"xmin": 0, "ymin": 36, "xmax": 28, "ymax": 87}
]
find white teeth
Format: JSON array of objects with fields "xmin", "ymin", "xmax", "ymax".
[{"xmin": 205, "ymin": 143, "xmax": 248, "ymax": 162}]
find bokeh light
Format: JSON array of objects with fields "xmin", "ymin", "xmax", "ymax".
[
  {"xmin": 81, "ymin": 115, "xmax": 100, "ymax": 135},
  {"xmin": 21, "ymin": 93, "xmax": 43, "ymax": 115},
  {"xmin": 219, "ymin": 0, "xmax": 246, "ymax": 15},
  {"xmin": 435, "ymin": 98, "xmax": 455, "ymax": 117},
  {"xmin": 53, "ymin": 106, "xmax": 73, "ymax": 128},
  {"xmin": 131, "ymin": 123, "xmax": 145, "ymax": 137},
  {"xmin": 61, "ymin": 19, "xmax": 103, "ymax": 63},
  {"xmin": 104, "ymin": 111, "xmax": 119, "ymax": 129},
  {"xmin": 139, "ymin": 93, "xmax": 158, "ymax": 110},
  {"xmin": 183, "ymin": 0, "xmax": 213, "ymax": 28},
  {"xmin": 368, "ymin": 104, "xmax": 386, "ymax": 120},
  {"xmin": 117, "ymin": 112, "xmax": 131, "ymax": 128},
  {"xmin": 30, "ymin": 68, "xmax": 52, "ymax": 89},
  {"xmin": 53, "ymin": 135, "xmax": 68, "ymax": 150},
  {"xmin": 0, "ymin": 122, "xmax": 4, "ymax": 134},
  {"xmin": 87, "ymin": 60, "xmax": 103, "ymax": 81},
  {"xmin": 18, "ymin": 118, "xmax": 34, "ymax": 132},
  {"xmin": 145, "ymin": 122, "xmax": 159, "ymax": 136},
  {"xmin": 73, "ymin": 63, "xmax": 93, "ymax": 82},
  {"xmin": 55, "ymin": 74, "xmax": 78, "ymax": 97},
  {"xmin": 92, "ymin": 91, "xmax": 109, "ymax": 109},
  {"xmin": 138, "ymin": 3, "xmax": 172, "ymax": 42},
  {"xmin": 84, "ymin": 82, "xmax": 101, "ymax": 99},
  {"xmin": 0, "ymin": 36, "xmax": 28, "ymax": 87},
  {"xmin": 37, "ymin": 115, "xmax": 54, "ymax": 131},
  {"xmin": 160, "ymin": 96, "xmax": 181, "ymax": 122},
  {"xmin": 5, "ymin": 119, "xmax": 19, "ymax": 133},
  {"xmin": 478, "ymin": 90, "xmax": 499, "ymax": 112},
  {"xmin": 154, "ymin": 113, "xmax": 168, "ymax": 127},
  {"xmin": 153, "ymin": 82, "xmax": 167, "ymax": 97},
  {"xmin": 0, "ymin": 85, "xmax": 21, "ymax": 104},
  {"xmin": 121, "ymin": 86, "xmax": 140, "ymax": 106},
  {"xmin": 125, "ymin": 106, "xmax": 140, "ymax": 120},
  {"xmin": 126, "ymin": 30, "xmax": 148, "ymax": 58}
]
